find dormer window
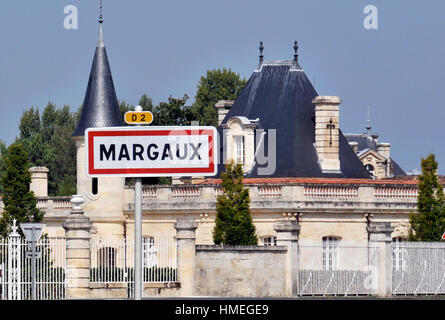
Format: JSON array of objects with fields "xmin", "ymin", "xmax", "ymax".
[
  {"xmin": 234, "ymin": 136, "xmax": 245, "ymax": 164},
  {"xmin": 365, "ymin": 164, "xmax": 375, "ymax": 178},
  {"xmin": 221, "ymin": 116, "xmax": 257, "ymax": 173}
]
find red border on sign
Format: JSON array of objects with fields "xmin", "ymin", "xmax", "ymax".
[{"xmin": 87, "ymin": 129, "xmax": 215, "ymax": 175}]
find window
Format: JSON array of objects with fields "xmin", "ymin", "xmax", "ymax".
[
  {"xmin": 234, "ymin": 136, "xmax": 245, "ymax": 164},
  {"xmin": 92, "ymin": 178, "xmax": 98, "ymax": 195},
  {"xmin": 143, "ymin": 237, "xmax": 158, "ymax": 268},
  {"xmin": 322, "ymin": 236, "xmax": 339, "ymax": 271},
  {"xmin": 392, "ymin": 237, "xmax": 406, "ymax": 271},
  {"xmin": 98, "ymin": 247, "xmax": 116, "ymax": 268},
  {"xmin": 365, "ymin": 164, "xmax": 375, "ymax": 178},
  {"xmin": 261, "ymin": 236, "xmax": 277, "ymax": 246}
]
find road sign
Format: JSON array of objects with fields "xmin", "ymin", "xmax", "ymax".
[
  {"xmin": 19, "ymin": 222, "xmax": 45, "ymax": 300},
  {"xmin": 442, "ymin": 232, "xmax": 445, "ymax": 240},
  {"xmin": 124, "ymin": 111, "xmax": 153, "ymax": 125},
  {"xmin": 85, "ymin": 126, "xmax": 218, "ymax": 177},
  {"xmin": 20, "ymin": 223, "xmax": 45, "ymax": 244}
]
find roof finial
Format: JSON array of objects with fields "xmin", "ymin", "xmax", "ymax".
[
  {"xmin": 97, "ymin": 0, "xmax": 104, "ymax": 47},
  {"xmin": 293, "ymin": 41, "xmax": 299, "ymax": 62},
  {"xmin": 99, "ymin": 0, "xmax": 103, "ymax": 24},
  {"xmin": 259, "ymin": 41, "xmax": 264, "ymax": 64},
  {"xmin": 365, "ymin": 106, "xmax": 372, "ymax": 135}
]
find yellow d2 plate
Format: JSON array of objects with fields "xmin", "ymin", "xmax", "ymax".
[{"xmin": 124, "ymin": 111, "xmax": 154, "ymax": 125}]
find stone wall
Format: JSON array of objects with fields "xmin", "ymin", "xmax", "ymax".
[{"xmin": 195, "ymin": 245, "xmax": 288, "ymax": 297}]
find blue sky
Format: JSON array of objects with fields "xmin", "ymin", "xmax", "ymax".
[{"xmin": 0, "ymin": 0, "xmax": 444, "ymax": 173}]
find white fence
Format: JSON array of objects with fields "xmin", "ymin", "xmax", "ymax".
[
  {"xmin": 90, "ymin": 237, "xmax": 177, "ymax": 298},
  {"xmin": 297, "ymin": 243, "xmax": 379, "ymax": 296},
  {"xmin": 0, "ymin": 237, "xmax": 66, "ymax": 300},
  {"xmin": 392, "ymin": 241, "xmax": 445, "ymax": 295}
]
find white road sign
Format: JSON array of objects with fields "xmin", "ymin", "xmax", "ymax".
[{"xmin": 85, "ymin": 126, "xmax": 218, "ymax": 177}]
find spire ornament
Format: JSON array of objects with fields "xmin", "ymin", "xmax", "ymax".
[
  {"xmin": 293, "ymin": 41, "xmax": 299, "ymax": 62},
  {"xmin": 99, "ymin": 0, "xmax": 104, "ymax": 24},
  {"xmin": 259, "ymin": 41, "xmax": 264, "ymax": 64}
]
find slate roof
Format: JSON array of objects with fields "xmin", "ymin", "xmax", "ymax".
[
  {"xmin": 215, "ymin": 59, "xmax": 371, "ymax": 179},
  {"xmin": 345, "ymin": 134, "xmax": 406, "ymax": 176},
  {"xmin": 73, "ymin": 23, "xmax": 123, "ymax": 137}
]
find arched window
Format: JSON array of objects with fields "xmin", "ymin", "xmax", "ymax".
[
  {"xmin": 92, "ymin": 178, "xmax": 98, "ymax": 195},
  {"xmin": 322, "ymin": 236, "xmax": 340, "ymax": 271},
  {"xmin": 261, "ymin": 236, "xmax": 277, "ymax": 246},
  {"xmin": 392, "ymin": 237, "xmax": 406, "ymax": 271},
  {"xmin": 365, "ymin": 164, "xmax": 375, "ymax": 178}
]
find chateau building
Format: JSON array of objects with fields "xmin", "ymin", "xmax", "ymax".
[{"xmin": 1, "ymin": 15, "xmax": 422, "ymax": 249}]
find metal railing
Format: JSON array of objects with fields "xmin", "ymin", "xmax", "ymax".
[
  {"xmin": 0, "ymin": 237, "xmax": 66, "ymax": 300},
  {"xmin": 297, "ymin": 242, "xmax": 379, "ymax": 296},
  {"xmin": 90, "ymin": 237, "xmax": 177, "ymax": 297},
  {"xmin": 392, "ymin": 241, "xmax": 445, "ymax": 295}
]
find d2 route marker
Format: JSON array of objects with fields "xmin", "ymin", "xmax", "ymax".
[
  {"xmin": 124, "ymin": 111, "xmax": 153, "ymax": 125},
  {"xmin": 85, "ymin": 126, "xmax": 218, "ymax": 177}
]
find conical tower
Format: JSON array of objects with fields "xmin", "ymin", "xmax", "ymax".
[{"xmin": 73, "ymin": 1, "xmax": 125, "ymax": 237}]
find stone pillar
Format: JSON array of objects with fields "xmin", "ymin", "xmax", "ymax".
[
  {"xmin": 274, "ymin": 219, "xmax": 300, "ymax": 297},
  {"xmin": 174, "ymin": 219, "xmax": 197, "ymax": 296},
  {"xmin": 29, "ymin": 167, "xmax": 49, "ymax": 197},
  {"xmin": 62, "ymin": 195, "xmax": 92, "ymax": 299},
  {"xmin": 367, "ymin": 222, "xmax": 394, "ymax": 297},
  {"xmin": 313, "ymin": 96, "xmax": 342, "ymax": 174},
  {"xmin": 214, "ymin": 100, "xmax": 234, "ymax": 126}
]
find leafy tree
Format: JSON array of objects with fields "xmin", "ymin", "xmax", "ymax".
[
  {"xmin": 0, "ymin": 140, "xmax": 7, "ymax": 193},
  {"xmin": 19, "ymin": 107, "xmax": 40, "ymax": 139},
  {"xmin": 191, "ymin": 69, "xmax": 246, "ymax": 126},
  {"xmin": 213, "ymin": 161, "xmax": 257, "ymax": 245},
  {"xmin": 0, "ymin": 143, "xmax": 44, "ymax": 237},
  {"xmin": 17, "ymin": 103, "xmax": 77, "ymax": 196},
  {"xmin": 409, "ymin": 154, "xmax": 445, "ymax": 241},
  {"xmin": 138, "ymin": 94, "xmax": 154, "ymax": 112},
  {"xmin": 154, "ymin": 95, "xmax": 191, "ymax": 126}
]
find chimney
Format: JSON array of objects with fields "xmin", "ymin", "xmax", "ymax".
[
  {"xmin": 215, "ymin": 100, "xmax": 234, "ymax": 126},
  {"xmin": 377, "ymin": 142, "xmax": 391, "ymax": 160},
  {"xmin": 313, "ymin": 96, "xmax": 342, "ymax": 173},
  {"xmin": 349, "ymin": 141, "xmax": 359, "ymax": 154},
  {"xmin": 29, "ymin": 166, "xmax": 49, "ymax": 197}
]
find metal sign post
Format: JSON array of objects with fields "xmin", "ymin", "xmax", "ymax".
[
  {"xmin": 20, "ymin": 222, "xmax": 45, "ymax": 300},
  {"xmin": 133, "ymin": 105, "xmax": 143, "ymax": 301},
  {"xmin": 134, "ymin": 177, "xmax": 142, "ymax": 300}
]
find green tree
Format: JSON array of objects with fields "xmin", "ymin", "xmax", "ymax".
[
  {"xmin": 192, "ymin": 69, "xmax": 246, "ymax": 126},
  {"xmin": 138, "ymin": 94, "xmax": 155, "ymax": 112},
  {"xmin": 17, "ymin": 103, "xmax": 77, "ymax": 196},
  {"xmin": 0, "ymin": 140, "xmax": 7, "ymax": 193},
  {"xmin": 0, "ymin": 143, "xmax": 44, "ymax": 237},
  {"xmin": 154, "ymin": 95, "xmax": 191, "ymax": 126},
  {"xmin": 19, "ymin": 107, "xmax": 41, "ymax": 139},
  {"xmin": 213, "ymin": 161, "xmax": 257, "ymax": 245},
  {"xmin": 409, "ymin": 154, "xmax": 445, "ymax": 241}
]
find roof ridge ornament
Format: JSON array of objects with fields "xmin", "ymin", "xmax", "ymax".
[
  {"xmin": 259, "ymin": 41, "xmax": 264, "ymax": 64},
  {"xmin": 99, "ymin": 0, "xmax": 103, "ymax": 24},
  {"xmin": 293, "ymin": 41, "xmax": 298, "ymax": 62},
  {"xmin": 97, "ymin": 0, "xmax": 104, "ymax": 48}
]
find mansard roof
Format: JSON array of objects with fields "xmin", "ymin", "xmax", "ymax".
[
  {"xmin": 73, "ymin": 22, "xmax": 123, "ymax": 137},
  {"xmin": 345, "ymin": 134, "xmax": 406, "ymax": 176},
  {"xmin": 215, "ymin": 57, "xmax": 371, "ymax": 179}
]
